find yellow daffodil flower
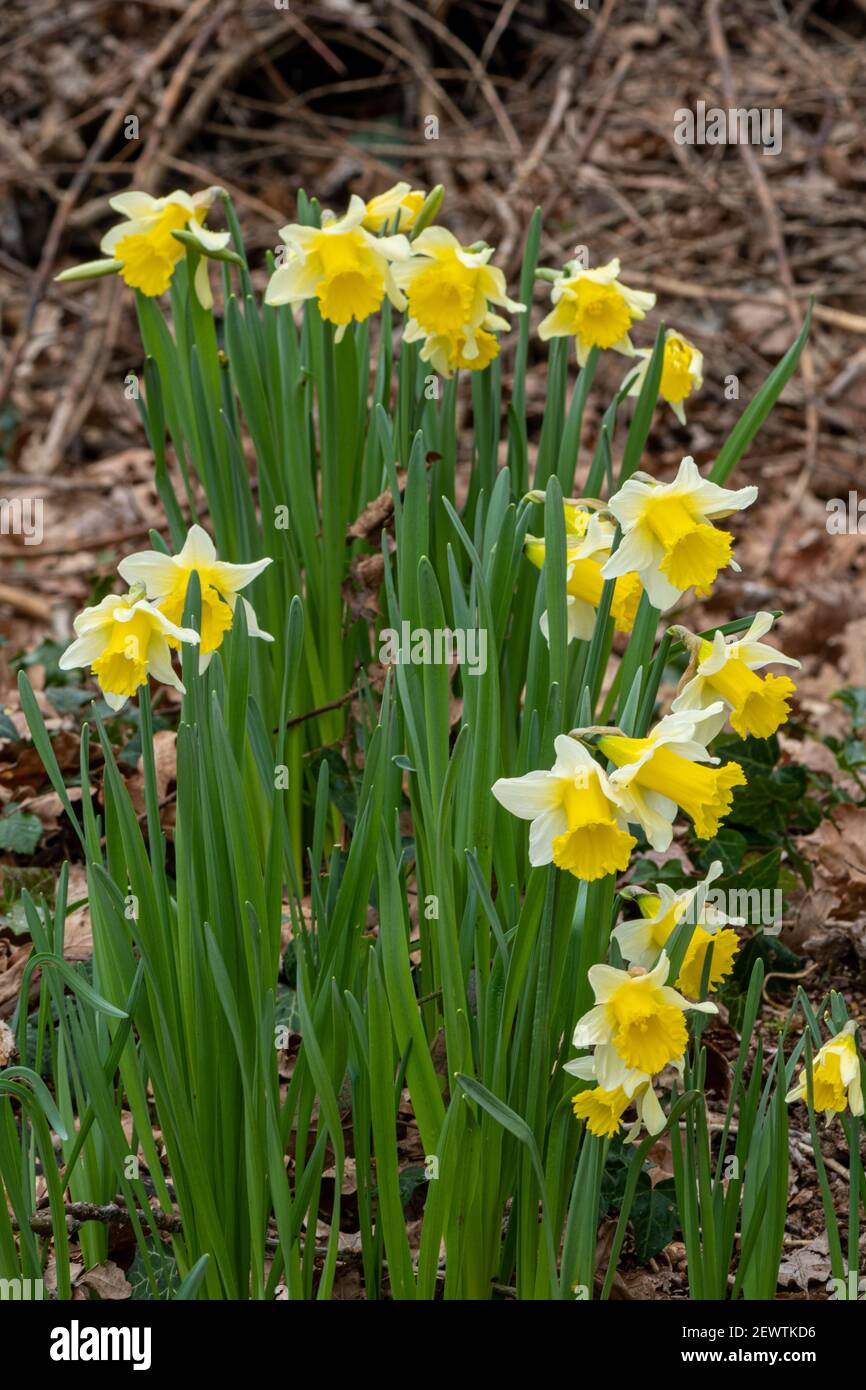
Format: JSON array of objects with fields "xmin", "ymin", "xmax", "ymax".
[
  {"xmin": 538, "ymin": 258, "xmax": 655, "ymax": 367},
  {"xmin": 362, "ymin": 182, "xmax": 426, "ymax": 234},
  {"xmin": 58, "ymin": 586, "xmax": 199, "ymax": 711},
  {"xmin": 625, "ymin": 330, "xmax": 704, "ymax": 424},
  {"xmin": 118, "ymin": 525, "xmax": 272, "ymax": 673},
  {"xmin": 56, "ymin": 188, "xmax": 231, "ymax": 307},
  {"xmin": 597, "ymin": 704, "xmax": 746, "ymax": 850},
  {"xmin": 671, "ymin": 612, "xmax": 800, "ymax": 739},
  {"xmin": 491, "ymin": 735, "xmax": 635, "ymax": 882},
  {"xmin": 407, "ymin": 313, "xmax": 508, "ymax": 379},
  {"xmin": 573, "ymin": 953, "xmax": 716, "ymax": 1076},
  {"xmin": 265, "ymin": 195, "xmax": 411, "ymax": 339},
  {"xmin": 613, "ymin": 861, "xmax": 742, "ymax": 997},
  {"xmin": 564, "ymin": 1046, "xmax": 666, "ymax": 1141},
  {"xmin": 525, "ymin": 506, "xmax": 643, "ymax": 643},
  {"xmin": 391, "ymin": 227, "xmax": 524, "ymax": 361},
  {"xmin": 786, "ymin": 1023, "xmax": 864, "ymax": 1122},
  {"xmin": 600, "ymin": 455, "xmax": 758, "ymax": 610}
]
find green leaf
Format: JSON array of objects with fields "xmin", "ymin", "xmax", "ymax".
[
  {"xmin": 0, "ymin": 809, "xmax": 42, "ymax": 855},
  {"xmin": 631, "ymin": 1178, "xmax": 679, "ymax": 1263},
  {"xmin": 709, "ymin": 302, "xmax": 812, "ymax": 483}
]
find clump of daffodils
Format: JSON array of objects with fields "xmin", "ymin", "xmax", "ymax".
[
  {"xmin": 539, "ymin": 257, "xmax": 655, "ymax": 366},
  {"xmin": 566, "ymin": 955, "xmax": 716, "ymax": 1139},
  {"xmin": 613, "ymin": 861, "xmax": 743, "ymax": 998},
  {"xmin": 624, "ymin": 330, "xmax": 704, "ymax": 424},
  {"xmin": 391, "ymin": 227, "xmax": 524, "ymax": 378},
  {"xmin": 492, "ymin": 735, "xmax": 635, "ymax": 883},
  {"xmin": 59, "ymin": 585, "xmax": 199, "ymax": 711},
  {"xmin": 55, "ymin": 188, "xmax": 231, "ymax": 306},
  {"xmin": 601, "ymin": 456, "xmax": 757, "ymax": 609},
  {"xmin": 118, "ymin": 525, "xmax": 273, "ymax": 672},
  {"xmin": 265, "ymin": 195, "xmax": 411, "ymax": 338},
  {"xmin": 671, "ymin": 612, "xmax": 799, "ymax": 739},
  {"xmin": 786, "ymin": 1023, "xmax": 864, "ymax": 1123},
  {"xmin": 524, "ymin": 501, "xmax": 643, "ymax": 643}
]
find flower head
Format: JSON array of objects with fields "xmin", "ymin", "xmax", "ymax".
[
  {"xmin": 54, "ymin": 188, "xmax": 230, "ymax": 305},
  {"xmin": 786, "ymin": 1023, "xmax": 863, "ymax": 1123},
  {"xmin": 265, "ymin": 195, "xmax": 411, "ymax": 339},
  {"xmin": 58, "ymin": 586, "xmax": 199, "ymax": 711},
  {"xmin": 118, "ymin": 525, "xmax": 272, "ymax": 673},
  {"xmin": 392, "ymin": 227, "xmax": 523, "ymax": 370},
  {"xmin": 565, "ymin": 1046, "xmax": 666, "ymax": 1141},
  {"xmin": 600, "ymin": 456, "xmax": 758, "ymax": 611},
  {"xmin": 538, "ymin": 258, "xmax": 655, "ymax": 367},
  {"xmin": 362, "ymin": 182, "xmax": 426, "ymax": 234},
  {"xmin": 597, "ymin": 704, "xmax": 746, "ymax": 850},
  {"xmin": 613, "ymin": 861, "xmax": 742, "ymax": 997},
  {"xmin": 491, "ymin": 735, "xmax": 635, "ymax": 883},
  {"xmin": 573, "ymin": 954, "xmax": 716, "ymax": 1076},
  {"xmin": 625, "ymin": 330, "xmax": 704, "ymax": 424},
  {"xmin": 671, "ymin": 613, "xmax": 799, "ymax": 739},
  {"xmin": 525, "ymin": 505, "xmax": 643, "ymax": 643}
]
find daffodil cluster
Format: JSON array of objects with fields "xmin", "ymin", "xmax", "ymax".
[{"xmin": 60, "ymin": 525, "xmax": 272, "ymax": 708}]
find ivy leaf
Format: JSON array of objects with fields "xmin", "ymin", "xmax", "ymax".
[
  {"xmin": 0, "ymin": 809, "xmax": 42, "ymax": 855},
  {"xmin": 631, "ymin": 1178, "xmax": 680, "ymax": 1263},
  {"xmin": 695, "ymin": 827, "xmax": 747, "ymax": 876}
]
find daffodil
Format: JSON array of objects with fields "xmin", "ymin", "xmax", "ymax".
[
  {"xmin": 265, "ymin": 195, "xmax": 410, "ymax": 339},
  {"xmin": 525, "ymin": 505, "xmax": 643, "ymax": 643},
  {"xmin": 600, "ymin": 456, "xmax": 758, "ymax": 610},
  {"xmin": 671, "ymin": 613, "xmax": 799, "ymax": 739},
  {"xmin": 118, "ymin": 525, "xmax": 272, "ymax": 673},
  {"xmin": 564, "ymin": 1046, "xmax": 665, "ymax": 1140},
  {"xmin": 786, "ymin": 1023, "xmax": 864, "ymax": 1122},
  {"xmin": 58, "ymin": 586, "xmax": 199, "ymax": 711},
  {"xmin": 597, "ymin": 704, "xmax": 746, "ymax": 849},
  {"xmin": 538, "ymin": 258, "xmax": 655, "ymax": 367},
  {"xmin": 625, "ymin": 330, "xmax": 704, "ymax": 424},
  {"xmin": 613, "ymin": 861, "xmax": 742, "ymax": 997},
  {"xmin": 573, "ymin": 954, "xmax": 716, "ymax": 1076},
  {"xmin": 406, "ymin": 313, "xmax": 508, "ymax": 379},
  {"xmin": 491, "ymin": 735, "xmax": 635, "ymax": 882},
  {"xmin": 56, "ymin": 188, "xmax": 231, "ymax": 307},
  {"xmin": 362, "ymin": 182, "xmax": 426, "ymax": 234},
  {"xmin": 391, "ymin": 227, "xmax": 523, "ymax": 362}
]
